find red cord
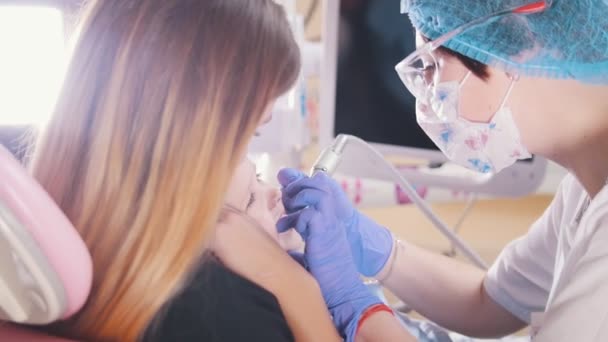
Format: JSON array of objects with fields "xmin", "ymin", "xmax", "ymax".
[
  {"xmin": 356, "ymin": 304, "xmax": 394, "ymax": 334},
  {"xmin": 513, "ymin": 1, "xmax": 548, "ymax": 14}
]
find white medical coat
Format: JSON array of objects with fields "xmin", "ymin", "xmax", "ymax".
[{"xmin": 484, "ymin": 174, "xmax": 608, "ymax": 341}]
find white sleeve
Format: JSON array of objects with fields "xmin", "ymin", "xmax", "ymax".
[
  {"xmin": 534, "ymin": 207, "xmax": 608, "ymax": 341},
  {"xmin": 483, "ymin": 179, "xmax": 567, "ymax": 324}
]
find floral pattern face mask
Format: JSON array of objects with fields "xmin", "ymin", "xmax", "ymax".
[{"xmin": 397, "ymin": 63, "xmax": 530, "ymax": 174}]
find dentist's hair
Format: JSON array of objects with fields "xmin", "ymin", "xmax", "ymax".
[{"xmin": 30, "ymin": 0, "xmax": 300, "ymax": 340}]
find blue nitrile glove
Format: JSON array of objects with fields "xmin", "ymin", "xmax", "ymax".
[
  {"xmin": 276, "ymin": 185, "xmax": 382, "ymax": 341},
  {"xmin": 277, "ymin": 168, "xmax": 393, "ymax": 277}
]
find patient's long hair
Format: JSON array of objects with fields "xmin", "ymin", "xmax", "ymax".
[{"xmin": 30, "ymin": 0, "xmax": 300, "ymax": 340}]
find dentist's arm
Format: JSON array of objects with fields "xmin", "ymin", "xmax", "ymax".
[{"xmin": 376, "ymin": 241, "xmax": 526, "ymax": 338}]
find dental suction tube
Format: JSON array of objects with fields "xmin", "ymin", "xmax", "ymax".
[{"xmin": 312, "ymin": 134, "xmax": 488, "ymax": 270}]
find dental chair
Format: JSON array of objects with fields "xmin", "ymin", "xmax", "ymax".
[{"xmin": 0, "ymin": 145, "xmax": 92, "ymax": 341}]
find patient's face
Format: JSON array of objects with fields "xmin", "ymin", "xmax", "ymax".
[{"xmin": 225, "ymin": 159, "xmax": 302, "ymax": 250}]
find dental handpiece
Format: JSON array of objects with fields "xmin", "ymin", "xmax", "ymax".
[
  {"xmin": 310, "ymin": 134, "xmax": 349, "ymax": 176},
  {"xmin": 308, "ymin": 134, "xmax": 488, "ymax": 269}
]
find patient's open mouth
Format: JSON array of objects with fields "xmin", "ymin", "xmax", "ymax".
[
  {"xmin": 273, "ymin": 202, "xmax": 286, "ymax": 223},
  {"xmin": 274, "ymin": 209, "xmax": 285, "ymax": 223}
]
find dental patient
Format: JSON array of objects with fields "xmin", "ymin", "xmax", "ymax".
[
  {"xmin": 226, "ymin": 160, "xmax": 508, "ymax": 342},
  {"xmin": 221, "ymin": 160, "xmax": 440, "ymax": 340},
  {"xmin": 224, "ymin": 158, "xmax": 303, "ymax": 252}
]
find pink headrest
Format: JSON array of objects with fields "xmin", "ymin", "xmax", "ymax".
[
  {"xmin": 0, "ymin": 146, "xmax": 92, "ymax": 318},
  {"xmin": 0, "ymin": 323, "xmax": 77, "ymax": 342}
]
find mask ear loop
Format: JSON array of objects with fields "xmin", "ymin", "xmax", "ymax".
[
  {"xmin": 458, "ymin": 71, "xmax": 472, "ymax": 88},
  {"xmin": 498, "ymin": 73, "xmax": 520, "ymax": 110},
  {"xmin": 452, "ymin": 72, "xmax": 472, "ymax": 120}
]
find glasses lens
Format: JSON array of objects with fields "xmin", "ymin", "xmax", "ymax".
[{"xmin": 395, "ymin": 49, "xmax": 438, "ymax": 101}]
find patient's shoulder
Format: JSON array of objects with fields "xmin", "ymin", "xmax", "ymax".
[{"xmin": 143, "ymin": 257, "xmax": 294, "ymax": 342}]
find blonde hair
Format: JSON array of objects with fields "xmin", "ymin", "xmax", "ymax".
[{"xmin": 30, "ymin": 1, "xmax": 300, "ymax": 340}]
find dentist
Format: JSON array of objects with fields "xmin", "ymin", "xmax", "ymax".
[{"xmin": 278, "ymin": 1, "xmax": 608, "ymax": 341}]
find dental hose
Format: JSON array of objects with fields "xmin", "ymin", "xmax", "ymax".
[{"xmin": 312, "ymin": 134, "xmax": 488, "ymax": 270}]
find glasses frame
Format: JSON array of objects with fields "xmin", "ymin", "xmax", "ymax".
[{"xmin": 396, "ymin": 1, "xmax": 552, "ymax": 98}]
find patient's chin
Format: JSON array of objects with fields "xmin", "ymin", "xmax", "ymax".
[{"xmin": 255, "ymin": 217, "xmax": 303, "ymax": 251}]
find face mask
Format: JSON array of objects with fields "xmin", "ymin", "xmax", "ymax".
[{"xmin": 416, "ymin": 73, "xmax": 531, "ymax": 174}]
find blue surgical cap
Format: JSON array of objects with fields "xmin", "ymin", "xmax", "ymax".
[{"xmin": 402, "ymin": 0, "xmax": 608, "ymax": 84}]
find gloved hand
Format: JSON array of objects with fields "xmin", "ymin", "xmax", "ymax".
[
  {"xmin": 276, "ymin": 182, "xmax": 382, "ymax": 340},
  {"xmin": 277, "ymin": 168, "xmax": 393, "ymax": 277}
]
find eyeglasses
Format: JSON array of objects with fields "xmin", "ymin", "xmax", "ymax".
[{"xmin": 396, "ymin": 1, "xmax": 552, "ymax": 100}]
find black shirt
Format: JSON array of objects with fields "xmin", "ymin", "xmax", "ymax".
[{"xmin": 144, "ymin": 259, "xmax": 294, "ymax": 342}]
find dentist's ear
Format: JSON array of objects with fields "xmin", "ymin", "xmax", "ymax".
[{"xmin": 277, "ymin": 168, "xmax": 306, "ymax": 187}]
